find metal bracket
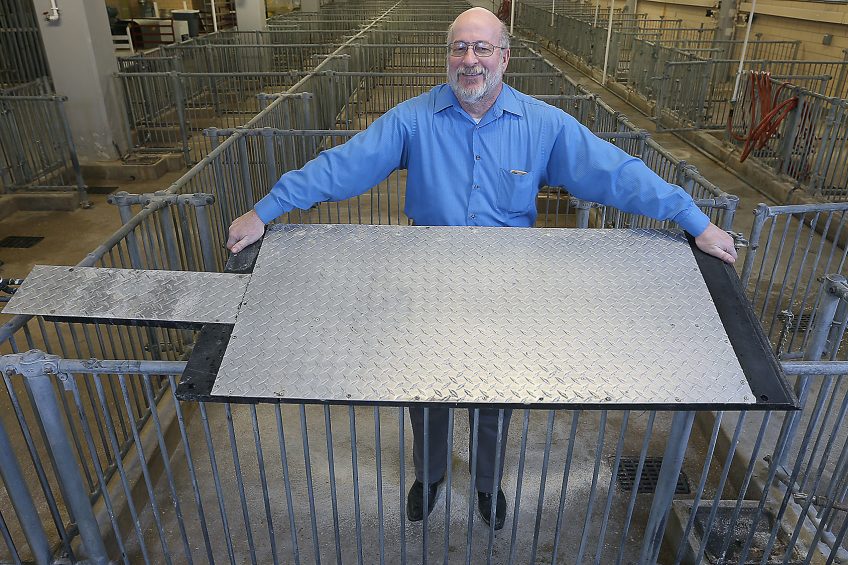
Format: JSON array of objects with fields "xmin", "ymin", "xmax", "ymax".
[
  {"xmin": 793, "ymin": 493, "xmax": 848, "ymax": 513},
  {"xmin": 0, "ymin": 350, "xmax": 61, "ymax": 378},
  {"xmin": 107, "ymin": 191, "xmax": 215, "ymax": 208},
  {"xmin": 727, "ymin": 230, "xmax": 749, "ymax": 249}
]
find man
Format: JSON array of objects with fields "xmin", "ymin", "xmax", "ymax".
[{"xmin": 227, "ymin": 7, "xmax": 737, "ymax": 531}]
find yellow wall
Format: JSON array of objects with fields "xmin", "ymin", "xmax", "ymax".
[{"xmin": 629, "ymin": 0, "xmax": 848, "ymax": 61}]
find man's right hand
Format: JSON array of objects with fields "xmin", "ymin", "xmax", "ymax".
[{"xmin": 226, "ymin": 209, "xmax": 265, "ymax": 253}]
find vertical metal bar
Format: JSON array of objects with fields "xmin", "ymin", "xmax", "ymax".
[
  {"xmin": 733, "ymin": 411, "xmax": 791, "ymax": 564},
  {"xmin": 595, "ymin": 410, "xmax": 630, "ymax": 564},
  {"xmin": 262, "ymin": 127, "xmax": 278, "ymax": 188},
  {"xmin": 779, "ymin": 274, "xmax": 845, "ymax": 468},
  {"xmin": 422, "ymin": 406, "xmax": 430, "ymax": 565},
  {"xmin": 442, "ymin": 408, "xmax": 455, "ymax": 565},
  {"xmin": 574, "ymin": 198, "xmax": 591, "ymax": 228},
  {"xmin": 671, "ymin": 411, "xmax": 723, "ymax": 564},
  {"xmin": 640, "ymin": 411, "xmax": 696, "ymax": 565},
  {"xmin": 87, "ymin": 371, "xmax": 149, "ymax": 564},
  {"xmin": 169, "ymin": 72, "xmax": 191, "ymax": 166},
  {"xmin": 193, "ymin": 200, "xmax": 218, "ymax": 272},
  {"xmin": 250, "ymin": 405, "xmax": 279, "ymax": 565},
  {"xmin": 485, "ymin": 410, "xmax": 505, "ymax": 564},
  {"xmin": 274, "ymin": 404, "xmax": 301, "ymax": 565},
  {"xmin": 825, "ymin": 514, "xmax": 848, "ymax": 565},
  {"xmin": 787, "ymin": 389, "xmax": 848, "ymax": 564},
  {"xmin": 374, "ymin": 407, "xmax": 385, "ymax": 565},
  {"xmin": 616, "ymin": 411, "xmax": 657, "ymax": 565},
  {"xmin": 529, "ymin": 410, "xmax": 556, "ymax": 563},
  {"xmin": 0, "ymin": 508, "xmax": 23, "ymax": 565},
  {"xmin": 323, "ymin": 405, "xmax": 343, "ymax": 564},
  {"xmin": 25, "ymin": 370, "xmax": 110, "ymax": 565},
  {"xmin": 399, "ymin": 407, "xmax": 407, "ymax": 564},
  {"xmin": 140, "ymin": 375, "xmax": 193, "ymax": 564},
  {"xmin": 224, "ymin": 403, "xmax": 258, "ymax": 565},
  {"xmin": 0, "ymin": 405, "xmax": 52, "ymax": 565},
  {"xmin": 167, "ymin": 377, "xmax": 215, "ymax": 564},
  {"xmin": 237, "ymin": 133, "xmax": 256, "ymax": 209},
  {"xmin": 576, "ymin": 410, "xmax": 608, "ymax": 564},
  {"xmin": 158, "ymin": 205, "xmax": 183, "ymax": 271},
  {"xmin": 551, "ymin": 410, "xmax": 581, "ymax": 563},
  {"xmin": 816, "ymin": 401, "xmax": 848, "ymax": 539},
  {"xmin": 349, "ymin": 406, "xmax": 364, "ymax": 565},
  {"xmin": 67, "ymin": 372, "xmax": 129, "ymax": 565},
  {"xmin": 507, "ymin": 409, "xmax": 531, "ymax": 565},
  {"xmin": 300, "ymin": 405, "xmax": 321, "ymax": 564},
  {"xmin": 198, "ymin": 402, "xmax": 237, "ymax": 564},
  {"xmin": 465, "ymin": 408, "xmax": 480, "ymax": 565},
  {"xmin": 114, "ymin": 373, "xmax": 173, "ymax": 564}
]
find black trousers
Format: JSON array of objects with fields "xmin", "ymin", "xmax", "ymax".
[{"xmin": 408, "ymin": 406, "xmax": 512, "ymax": 494}]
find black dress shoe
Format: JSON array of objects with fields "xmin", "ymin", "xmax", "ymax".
[
  {"xmin": 478, "ymin": 489, "xmax": 507, "ymax": 530},
  {"xmin": 406, "ymin": 478, "xmax": 443, "ymax": 522}
]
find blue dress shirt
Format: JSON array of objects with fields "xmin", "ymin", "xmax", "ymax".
[{"xmin": 254, "ymin": 84, "xmax": 710, "ymax": 236}]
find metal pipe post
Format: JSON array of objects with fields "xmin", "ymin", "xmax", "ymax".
[
  {"xmin": 639, "ymin": 410, "xmax": 696, "ymax": 564},
  {"xmin": 193, "ymin": 199, "xmax": 217, "ymax": 272},
  {"xmin": 573, "ymin": 198, "xmax": 592, "ymax": 228},
  {"xmin": 778, "ymin": 90, "xmax": 805, "ymax": 176},
  {"xmin": 778, "ymin": 274, "xmax": 846, "ymax": 467},
  {"xmin": 0, "ymin": 411, "xmax": 52, "ymax": 565},
  {"xmin": 23, "ymin": 367, "xmax": 110, "ymax": 565},
  {"xmin": 158, "ymin": 204, "xmax": 184, "ymax": 271},
  {"xmin": 169, "ymin": 72, "xmax": 191, "ymax": 166},
  {"xmin": 237, "ymin": 133, "xmax": 256, "ymax": 209}
]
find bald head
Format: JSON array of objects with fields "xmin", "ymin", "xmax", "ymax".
[{"xmin": 447, "ymin": 7, "xmax": 510, "ymax": 50}]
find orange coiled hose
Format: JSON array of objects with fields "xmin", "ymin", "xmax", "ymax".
[{"xmin": 727, "ymin": 71, "xmax": 799, "ymax": 163}]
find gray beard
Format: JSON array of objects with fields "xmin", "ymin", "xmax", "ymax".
[{"xmin": 448, "ymin": 61, "xmax": 504, "ymax": 104}]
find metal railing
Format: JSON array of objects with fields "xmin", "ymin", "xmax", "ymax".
[
  {"xmin": 0, "ymin": 0, "xmax": 51, "ymax": 88},
  {"xmin": 0, "ymin": 94, "xmax": 86, "ymax": 201},
  {"xmin": 0, "ymin": 118, "xmax": 741, "ymax": 562}
]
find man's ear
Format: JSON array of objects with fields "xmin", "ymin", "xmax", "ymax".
[{"xmin": 503, "ymin": 47, "xmax": 510, "ymax": 69}]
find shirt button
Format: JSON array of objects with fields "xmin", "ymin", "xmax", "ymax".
[
  {"xmin": 475, "ymin": 155, "xmax": 481, "ymax": 160},
  {"xmin": 470, "ymin": 214, "xmax": 476, "ymax": 219},
  {"xmin": 473, "ymin": 184, "xmax": 480, "ymax": 190}
]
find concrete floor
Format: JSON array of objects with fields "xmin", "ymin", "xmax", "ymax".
[{"xmin": 0, "ymin": 34, "xmax": 799, "ymax": 565}]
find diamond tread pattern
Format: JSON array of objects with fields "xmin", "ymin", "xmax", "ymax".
[
  {"xmin": 4, "ymin": 265, "xmax": 249, "ymax": 324},
  {"xmin": 213, "ymin": 224, "xmax": 751, "ymax": 405}
]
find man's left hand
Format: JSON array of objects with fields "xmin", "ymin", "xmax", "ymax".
[{"xmin": 695, "ymin": 223, "xmax": 737, "ymax": 264}]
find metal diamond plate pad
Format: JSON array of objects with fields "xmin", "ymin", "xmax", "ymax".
[
  {"xmin": 4, "ymin": 265, "xmax": 249, "ymax": 324},
  {"xmin": 213, "ymin": 224, "xmax": 753, "ymax": 405}
]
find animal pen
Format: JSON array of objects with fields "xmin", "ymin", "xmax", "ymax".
[{"xmin": 1, "ymin": 1, "xmax": 848, "ymax": 565}]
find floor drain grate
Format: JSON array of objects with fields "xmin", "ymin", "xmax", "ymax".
[
  {"xmin": 0, "ymin": 236, "xmax": 44, "ymax": 248},
  {"xmin": 614, "ymin": 457, "xmax": 690, "ymax": 494}
]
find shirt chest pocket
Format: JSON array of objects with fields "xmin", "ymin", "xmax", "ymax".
[{"xmin": 497, "ymin": 168, "xmax": 537, "ymax": 213}]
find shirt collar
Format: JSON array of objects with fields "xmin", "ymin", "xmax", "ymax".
[{"xmin": 434, "ymin": 83, "xmax": 524, "ymax": 120}]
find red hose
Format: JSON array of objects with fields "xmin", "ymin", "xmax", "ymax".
[{"xmin": 727, "ymin": 71, "xmax": 799, "ymax": 163}]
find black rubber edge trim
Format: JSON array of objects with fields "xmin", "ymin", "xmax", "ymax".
[
  {"xmin": 177, "ymin": 235, "xmax": 263, "ymax": 401},
  {"xmin": 41, "ymin": 316, "xmax": 207, "ymax": 330},
  {"xmin": 687, "ymin": 233, "xmax": 798, "ymax": 411}
]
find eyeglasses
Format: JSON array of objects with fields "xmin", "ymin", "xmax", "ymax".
[{"xmin": 447, "ymin": 40, "xmax": 507, "ymax": 58}]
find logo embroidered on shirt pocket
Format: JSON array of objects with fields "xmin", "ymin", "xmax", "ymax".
[{"xmin": 497, "ymin": 168, "xmax": 537, "ymax": 213}]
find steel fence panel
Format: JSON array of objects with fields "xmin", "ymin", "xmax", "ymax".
[
  {"xmin": 0, "ymin": 0, "xmax": 50, "ymax": 88},
  {"xmin": 0, "ymin": 95, "xmax": 85, "ymax": 199}
]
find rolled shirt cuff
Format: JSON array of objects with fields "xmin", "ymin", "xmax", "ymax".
[{"xmin": 674, "ymin": 205, "xmax": 711, "ymax": 237}]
